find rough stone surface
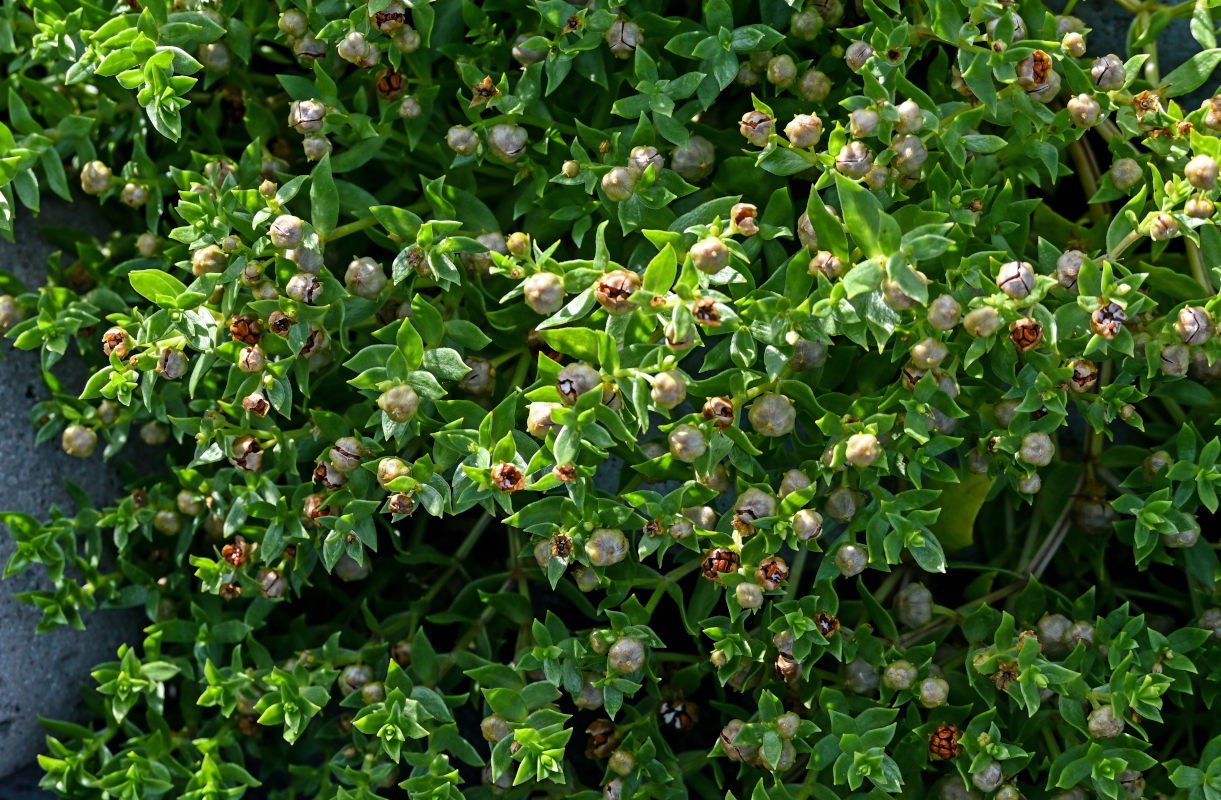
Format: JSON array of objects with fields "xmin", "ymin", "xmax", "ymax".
[{"xmin": 0, "ymin": 199, "xmax": 140, "ymax": 782}]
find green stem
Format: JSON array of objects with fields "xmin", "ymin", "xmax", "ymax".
[
  {"xmin": 1105, "ymin": 230, "xmax": 1143, "ymax": 263},
  {"xmin": 1187, "ymin": 239, "xmax": 1216, "ymax": 294},
  {"xmin": 323, "ymin": 215, "xmax": 379, "ymax": 243}
]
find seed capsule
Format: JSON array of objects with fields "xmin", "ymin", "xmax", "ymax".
[
  {"xmin": 785, "ymin": 113, "xmax": 823, "ymax": 148},
  {"xmin": 1009, "ymin": 316, "xmax": 1044, "ymax": 351},
  {"xmin": 585, "ymin": 528, "xmax": 628, "ymax": 567},
  {"xmin": 739, "ymin": 110, "xmax": 774, "ymax": 146},
  {"xmin": 1091, "ymin": 54, "xmax": 1125, "ymax": 90},
  {"xmin": 690, "ymin": 237, "xmax": 729, "ymax": 274},
  {"xmin": 670, "ymin": 135, "xmax": 715, "ymax": 182},
  {"xmin": 594, "ymin": 269, "xmax": 640, "ymax": 314},
  {"xmin": 1090, "ymin": 302, "xmax": 1126, "ymax": 339},
  {"xmin": 834, "ymin": 544, "xmax": 867, "ymax": 577},
  {"xmin": 605, "ymin": 19, "xmax": 642, "ymax": 58},
  {"xmin": 996, "ymin": 260, "xmax": 1035, "ymax": 299},
  {"xmin": 845, "ymin": 40, "xmax": 873, "ymax": 72},
  {"xmin": 835, "ymin": 141, "xmax": 873, "ymax": 179},
  {"xmin": 523, "ymin": 272, "xmax": 565, "ymax": 315}
]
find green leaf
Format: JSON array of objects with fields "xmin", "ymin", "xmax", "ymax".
[
  {"xmin": 310, "ymin": 155, "xmax": 338, "ymax": 236},
  {"xmin": 129, "ymin": 269, "xmax": 189, "ymax": 307},
  {"xmin": 1163, "ymin": 48, "xmax": 1221, "ymax": 96}
]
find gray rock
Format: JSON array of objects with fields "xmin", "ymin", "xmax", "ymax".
[{"xmin": 0, "ymin": 199, "xmax": 140, "ymax": 781}]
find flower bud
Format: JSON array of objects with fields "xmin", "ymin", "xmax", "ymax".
[
  {"xmin": 986, "ymin": 11, "xmax": 1027, "ymax": 42},
  {"xmin": 302, "ymin": 135, "xmax": 332, "ymax": 161},
  {"xmin": 199, "ymin": 41, "xmax": 231, "ymax": 71},
  {"xmin": 157, "ymin": 349, "xmax": 188, "ymax": 380},
  {"xmin": 512, "ymin": 34, "xmax": 547, "ymax": 66},
  {"xmin": 345, "ymin": 257, "xmax": 387, "ymax": 299},
  {"xmin": 278, "ymin": 9, "xmax": 308, "ymax": 37},
  {"xmin": 834, "ymin": 544, "xmax": 867, "ymax": 577},
  {"xmin": 1088, "ymin": 705, "xmax": 1124, "ymax": 738},
  {"xmin": 1019, "ymin": 432, "xmax": 1054, "ymax": 466},
  {"xmin": 1110, "ymin": 157, "xmax": 1142, "ymax": 190},
  {"xmin": 1091, "ymin": 54, "xmax": 1125, "ymax": 90},
  {"xmin": 651, "ymin": 370, "xmax": 687, "ymax": 409},
  {"xmin": 1175, "ymin": 305, "xmax": 1214, "ymax": 344},
  {"xmin": 792, "ymin": 509, "xmax": 823, "ymax": 543},
  {"xmin": 845, "ymin": 40, "xmax": 873, "ymax": 72},
  {"xmin": 294, "ymin": 34, "xmax": 326, "ymax": 61},
  {"xmin": 393, "ymin": 26, "xmax": 421, "ymax": 52},
  {"xmin": 1186, "ymin": 154, "xmax": 1219, "ymax": 190},
  {"xmin": 896, "ymin": 582, "xmax": 934, "ymax": 627},
  {"xmin": 269, "ymin": 216, "xmax": 305, "ymax": 251},
  {"xmin": 784, "ymin": 113, "xmax": 823, "ymax": 149},
  {"xmin": 191, "ymin": 244, "xmax": 226, "ymax": 276},
  {"xmin": 1067, "ymin": 93, "xmax": 1101, "ymax": 128},
  {"xmin": 690, "ymin": 237, "xmax": 728, "ymax": 274},
  {"xmin": 849, "ymin": 108, "xmax": 879, "ymax": 139},
  {"xmin": 845, "ymin": 432, "xmax": 881, "ymax": 467},
  {"xmin": 62, "ymin": 424, "xmax": 98, "ymax": 458},
  {"xmin": 488, "ymin": 124, "xmax": 528, "ymax": 163},
  {"xmin": 605, "ymin": 20, "xmax": 642, "ymax": 58},
  {"xmin": 1063, "ymin": 31, "xmax": 1087, "ymax": 57},
  {"xmin": 919, "ymin": 676, "xmax": 949, "ymax": 708},
  {"xmin": 668, "ymin": 423, "xmax": 706, "ymax": 463},
  {"xmin": 585, "ymin": 528, "xmax": 627, "ymax": 567},
  {"xmin": 670, "ymin": 135, "xmax": 715, "ymax": 182},
  {"xmin": 831, "ymin": 140, "xmax": 873, "ymax": 180},
  {"xmin": 964, "ymin": 306, "xmax": 1001, "ymax": 337},
  {"xmin": 136, "ymin": 232, "xmax": 158, "ymax": 258},
  {"xmin": 972, "ymin": 761, "xmax": 1004, "ymax": 793},
  {"xmin": 882, "ymin": 659, "xmax": 917, "ymax": 690},
  {"xmin": 1150, "ymin": 212, "xmax": 1180, "ymax": 241},
  {"xmin": 1160, "ymin": 343, "xmax": 1189, "ymax": 376},
  {"xmin": 766, "ymin": 54, "xmax": 797, "ymax": 87},
  {"xmin": 522, "ymin": 272, "xmax": 564, "ymax": 315},
  {"xmin": 378, "ymin": 384, "xmax": 419, "ymax": 422},
  {"xmin": 288, "ymin": 100, "xmax": 326, "ymax": 135},
  {"xmin": 120, "ymin": 183, "xmax": 148, "ymax": 207},
  {"xmin": 798, "ymin": 69, "xmax": 832, "ymax": 102},
  {"xmin": 739, "ymin": 110, "xmax": 774, "ymax": 146},
  {"xmin": 601, "ymin": 166, "xmax": 636, "ymax": 202},
  {"xmin": 749, "ymin": 393, "xmax": 796, "ymax": 437},
  {"xmin": 735, "ymin": 582, "xmax": 764, "ymax": 608}
]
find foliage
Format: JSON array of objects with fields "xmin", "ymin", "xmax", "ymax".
[{"xmin": 2, "ymin": 0, "xmax": 1221, "ymax": 798}]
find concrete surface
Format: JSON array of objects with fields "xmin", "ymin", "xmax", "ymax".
[{"xmin": 0, "ymin": 198, "xmax": 139, "ymax": 783}]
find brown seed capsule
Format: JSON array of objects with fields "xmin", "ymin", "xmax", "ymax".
[
  {"xmin": 492, "ymin": 461, "xmax": 525, "ymax": 493},
  {"xmin": 730, "ymin": 202, "xmax": 759, "ymax": 236},
  {"xmin": 585, "ymin": 720, "xmax": 620, "ymax": 759},
  {"xmin": 220, "ymin": 583, "xmax": 242, "ymax": 601},
  {"xmin": 269, "ymin": 311, "xmax": 295, "ymax": 336},
  {"xmin": 809, "ymin": 250, "xmax": 844, "ymax": 279},
  {"xmin": 230, "ymin": 435, "xmax": 263, "ymax": 471},
  {"xmin": 551, "ymin": 532, "xmax": 573, "ymax": 559},
  {"xmin": 1174, "ymin": 305, "xmax": 1214, "ymax": 345},
  {"xmin": 658, "ymin": 698, "xmax": 699, "ymax": 731},
  {"xmin": 756, "ymin": 556, "xmax": 789, "ymax": 590},
  {"xmin": 1009, "ymin": 317, "xmax": 1044, "ymax": 351},
  {"xmin": 1091, "ymin": 302, "xmax": 1126, "ymax": 339},
  {"xmin": 242, "ymin": 391, "xmax": 270, "ymax": 417},
  {"xmin": 928, "ymin": 723, "xmax": 962, "ymax": 760},
  {"xmin": 701, "ymin": 548, "xmax": 740, "ymax": 582},
  {"xmin": 229, "ymin": 314, "xmax": 262, "ymax": 345},
  {"xmin": 313, "ymin": 462, "xmax": 347, "ymax": 490},
  {"xmin": 157, "ymin": 349, "xmax": 188, "ymax": 380},
  {"xmin": 702, "ymin": 396, "xmax": 734, "ymax": 428},
  {"xmin": 815, "ymin": 611, "xmax": 840, "ymax": 637},
  {"xmin": 387, "ymin": 493, "xmax": 414, "ymax": 515},
  {"xmin": 221, "ymin": 537, "xmax": 248, "ymax": 567},
  {"xmin": 692, "ymin": 297, "xmax": 721, "ymax": 326},
  {"xmin": 774, "ymin": 653, "xmax": 802, "ymax": 682},
  {"xmin": 101, "ymin": 327, "xmax": 131, "ymax": 359},
  {"xmin": 1068, "ymin": 358, "xmax": 1099, "ymax": 392},
  {"xmin": 375, "ymin": 68, "xmax": 406, "ymax": 100},
  {"xmin": 595, "ymin": 269, "xmax": 640, "ymax": 315}
]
